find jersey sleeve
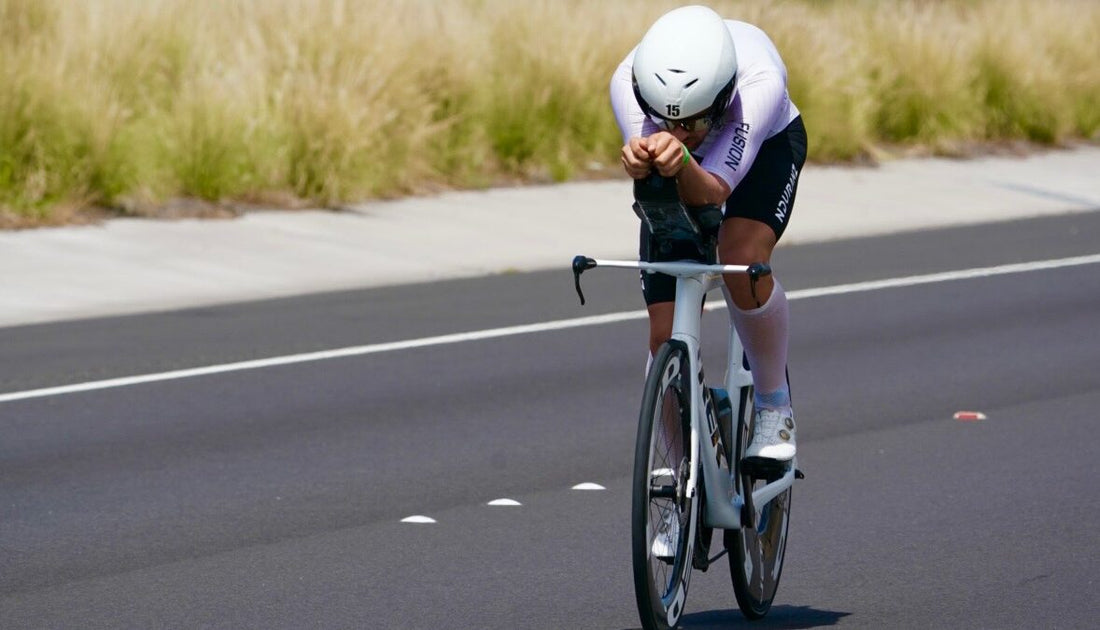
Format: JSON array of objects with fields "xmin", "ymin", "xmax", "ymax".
[{"xmin": 699, "ymin": 71, "xmax": 790, "ymax": 192}]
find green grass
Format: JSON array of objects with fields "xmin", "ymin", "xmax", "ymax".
[{"xmin": 1, "ymin": 0, "xmax": 1098, "ymax": 224}]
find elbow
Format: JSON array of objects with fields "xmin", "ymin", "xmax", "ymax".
[
  {"xmin": 681, "ymin": 191, "xmax": 725, "ymax": 207},
  {"xmin": 680, "ymin": 172, "xmax": 730, "ymax": 207}
]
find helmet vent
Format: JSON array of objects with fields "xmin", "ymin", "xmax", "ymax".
[
  {"xmin": 654, "ymin": 73, "xmax": 667, "ymax": 86},
  {"xmin": 684, "ymin": 79, "xmax": 698, "ymax": 88}
]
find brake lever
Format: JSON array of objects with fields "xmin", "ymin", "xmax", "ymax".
[
  {"xmin": 571, "ymin": 256, "xmax": 597, "ymax": 305},
  {"xmin": 746, "ymin": 262, "xmax": 772, "ymax": 307}
]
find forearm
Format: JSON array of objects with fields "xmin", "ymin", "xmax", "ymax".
[{"xmin": 676, "ymin": 157, "xmax": 730, "ymax": 206}]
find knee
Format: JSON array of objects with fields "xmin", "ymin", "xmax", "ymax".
[
  {"xmin": 719, "ymin": 237, "xmax": 772, "ymax": 266},
  {"xmin": 718, "ymin": 219, "xmax": 776, "ymax": 266},
  {"xmin": 718, "ymin": 231, "xmax": 777, "ymax": 309}
]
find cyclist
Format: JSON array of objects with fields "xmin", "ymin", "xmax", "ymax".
[{"xmin": 611, "ymin": 5, "xmax": 807, "ymax": 462}]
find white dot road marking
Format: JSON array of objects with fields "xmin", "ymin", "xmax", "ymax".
[
  {"xmin": 400, "ymin": 515, "xmax": 436, "ymax": 524},
  {"xmin": 403, "ymin": 486, "xmax": 610, "ymax": 523},
  {"xmin": 3, "ymin": 253, "xmax": 1098, "ymax": 405}
]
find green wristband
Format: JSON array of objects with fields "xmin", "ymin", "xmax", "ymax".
[{"xmin": 681, "ymin": 144, "xmax": 691, "ymax": 166}]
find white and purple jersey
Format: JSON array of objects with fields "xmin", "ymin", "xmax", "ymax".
[{"xmin": 610, "ymin": 20, "xmax": 801, "ymax": 193}]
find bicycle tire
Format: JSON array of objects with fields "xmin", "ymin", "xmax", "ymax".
[
  {"xmin": 725, "ymin": 385, "xmax": 793, "ymax": 620},
  {"xmin": 632, "ymin": 340, "xmax": 698, "ymax": 630}
]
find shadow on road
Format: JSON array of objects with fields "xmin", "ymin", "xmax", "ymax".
[
  {"xmin": 677, "ymin": 605, "xmax": 851, "ymax": 629},
  {"xmin": 618, "ymin": 605, "xmax": 851, "ymax": 630}
]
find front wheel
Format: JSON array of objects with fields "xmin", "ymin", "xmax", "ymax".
[
  {"xmin": 632, "ymin": 340, "xmax": 697, "ymax": 630},
  {"xmin": 725, "ymin": 385, "xmax": 792, "ymax": 620}
]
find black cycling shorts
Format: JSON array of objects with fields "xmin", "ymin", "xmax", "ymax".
[{"xmin": 638, "ymin": 115, "xmax": 807, "ymax": 305}]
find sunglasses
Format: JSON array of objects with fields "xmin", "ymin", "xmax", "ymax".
[{"xmin": 647, "ymin": 110, "xmax": 715, "ymax": 133}]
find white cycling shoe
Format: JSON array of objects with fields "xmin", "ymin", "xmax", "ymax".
[
  {"xmin": 745, "ymin": 407, "xmax": 796, "ymax": 462},
  {"xmin": 651, "ymin": 510, "xmax": 680, "ymax": 560}
]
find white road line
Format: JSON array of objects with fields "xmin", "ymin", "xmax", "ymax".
[
  {"xmin": 3, "ymin": 253, "xmax": 1099, "ymax": 404},
  {"xmin": 786, "ymin": 253, "xmax": 1100, "ymax": 300},
  {"xmin": 699, "ymin": 253, "xmax": 1100, "ymax": 309},
  {"xmin": 0, "ymin": 313, "xmax": 644, "ymax": 404}
]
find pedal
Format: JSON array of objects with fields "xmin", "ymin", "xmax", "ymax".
[
  {"xmin": 692, "ymin": 554, "xmax": 710, "ymax": 572},
  {"xmin": 693, "ymin": 515, "xmax": 713, "ymax": 572}
]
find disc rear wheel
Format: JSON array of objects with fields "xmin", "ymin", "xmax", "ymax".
[{"xmin": 725, "ymin": 386, "xmax": 792, "ymax": 620}]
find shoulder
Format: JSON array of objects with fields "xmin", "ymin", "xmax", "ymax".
[
  {"xmin": 724, "ymin": 19, "xmax": 788, "ymax": 79},
  {"xmin": 610, "ymin": 46, "xmax": 637, "ymax": 89},
  {"xmin": 724, "ymin": 19, "xmax": 770, "ymax": 40}
]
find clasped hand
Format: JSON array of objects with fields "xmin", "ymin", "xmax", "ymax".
[{"xmin": 620, "ymin": 132, "xmax": 689, "ymax": 179}]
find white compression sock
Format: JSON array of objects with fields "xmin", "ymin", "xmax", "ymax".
[{"xmin": 728, "ymin": 279, "xmax": 791, "ymax": 411}]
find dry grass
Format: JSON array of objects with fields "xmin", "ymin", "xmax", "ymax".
[{"xmin": 1, "ymin": 0, "xmax": 1097, "ymax": 222}]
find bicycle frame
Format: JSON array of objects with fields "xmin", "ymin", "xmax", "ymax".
[{"xmin": 574, "ymin": 257, "xmax": 798, "ymax": 531}]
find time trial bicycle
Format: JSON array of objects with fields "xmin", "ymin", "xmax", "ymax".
[{"xmin": 571, "ymin": 185, "xmax": 803, "ymax": 629}]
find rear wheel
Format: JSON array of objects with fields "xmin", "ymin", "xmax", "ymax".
[
  {"xmin": 632, "ymin": 340, "xmax": 697, "ymax": 630},
  {"xmin": 725, "ymin": 385, "xmax": 792, "ymax": 619}
]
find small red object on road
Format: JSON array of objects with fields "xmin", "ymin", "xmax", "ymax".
[{"xmin": 953, "ymin": 411, "xmax": 987, "ymax": 421}]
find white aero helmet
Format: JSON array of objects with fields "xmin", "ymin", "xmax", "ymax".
[{"xmin": 631, "ymin": 5, "xmax": 737, "ymax": 130}]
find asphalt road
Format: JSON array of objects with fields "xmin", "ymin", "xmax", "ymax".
[{"xmin": 2, "ymin": 212, "xmax": 1099, "ymax": 629}]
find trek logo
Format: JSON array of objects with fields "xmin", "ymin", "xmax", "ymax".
[
  {"xmin": 661, "ymin": 355, "xmax": 681, "ymax": 391},
  {"xmin": 723, "ymin": 122, "xmax": 751, "ymax": 171},
  {"xmin": 774, "ymin": 164, "xmax": 798, "ymax": 224},
  {"xmin": 703, "ymin": 386, "xmax": 723, "ymax": 465}
]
